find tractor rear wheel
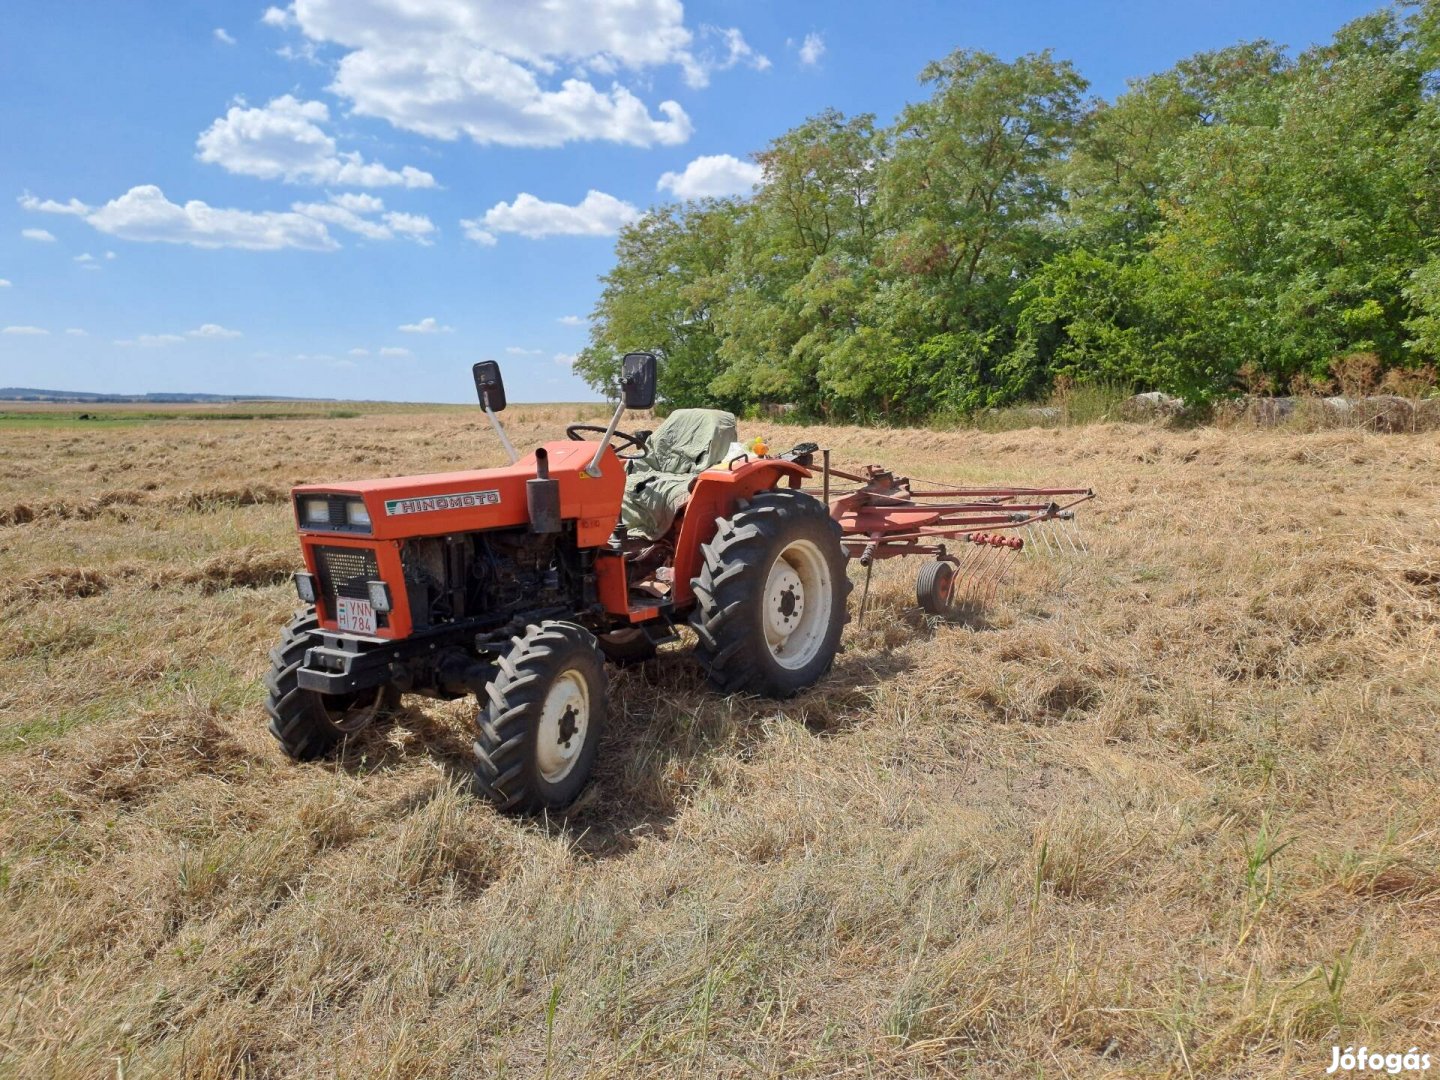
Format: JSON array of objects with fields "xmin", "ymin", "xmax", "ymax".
[
  {"xmin": 473, "ymin": 621, "xmax": 607, "ymax": 814},
  {"xmin": 265, "ymin": 608, "xmax": 398, "ymax": 760},
  {"xmin": 690, "ymin": 489, "xmax": 851, "ymax": 698}
]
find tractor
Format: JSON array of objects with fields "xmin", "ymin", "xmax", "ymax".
[{"xmin": 266, "ymin": 354, "xmax": 851, "ymax": 812}]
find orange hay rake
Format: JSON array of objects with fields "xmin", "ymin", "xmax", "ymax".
[{"xmin": 804, "ymin": 454, "xmax": 1094, "ymax": 619}]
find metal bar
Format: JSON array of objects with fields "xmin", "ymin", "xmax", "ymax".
[{"xmin": 583, "ymin": 400, "xmax": 628, "ymax": 478}]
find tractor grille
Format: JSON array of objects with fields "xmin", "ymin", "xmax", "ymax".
[{"xmin": 313, "ymin": 545, "xmax": 379, "ymax": 603}]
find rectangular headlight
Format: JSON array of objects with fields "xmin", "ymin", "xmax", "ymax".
[
  {"xmin": 346, "ymin": 499, "xmax": 371, "ymax": 528},
  {"xmin": 301, "ymin": 497, "xmax": 329, "ymax": 525},
  {"xmin": 294, "ymin": 571, "xmax": 317, "ymax": 603},
  {"xmin": 366, "ymin": 580, "xmax": 392, "ymax": 613}
]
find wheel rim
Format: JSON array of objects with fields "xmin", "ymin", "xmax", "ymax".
[
  {"xmin": 762, "ymin": 538, "xmax": 833, "ymax": 670},
  {"xmin": 322, "ymin": 687, "xmax": 388, "ymax": 734},
  {"xmin": 535, "ymin": 669, "xmax": 590, "ymax": 783}
]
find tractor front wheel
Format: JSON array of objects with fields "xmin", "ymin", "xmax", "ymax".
[
  {"xmin": 473, "ymin": 621, "xmax": 607, "ymax": 814},
  {"xmin": 265, "ymin": 608, "xmax": 398, "ymax": 760},
  {"xmin": 690, "ymin": 490, "xmax": 851, "ymax": 698}
]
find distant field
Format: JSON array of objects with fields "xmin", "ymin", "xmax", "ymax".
[{"xmin": 1, "ymin": 403, "xmax": 1437, "ymax": 1077}]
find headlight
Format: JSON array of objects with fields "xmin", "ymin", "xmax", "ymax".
[
  {"xmin": 301, "ymin": 497, "xmax": 329, "ymax": 525},
  {"xmin": 346, "ymin": 500, "xmax": 371, "ymax": 528}
]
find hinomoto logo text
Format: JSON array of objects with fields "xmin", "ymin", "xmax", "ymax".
[{"xmin": 384, "ymin": 490, "xmax": 502, "ymax": 516}]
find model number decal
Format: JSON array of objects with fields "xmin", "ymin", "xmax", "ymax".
[{"xmin": 384, "ymin": 489, "xmax": 501, "ymax": 516}]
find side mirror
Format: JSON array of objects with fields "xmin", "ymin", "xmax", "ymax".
[
  {"xmin": 621, "ymin": 352, "xmax": 657, "ymax": 410},
  {"xmin": 473, "ymin": 360, "xmax": 507, "ymax": 412}
]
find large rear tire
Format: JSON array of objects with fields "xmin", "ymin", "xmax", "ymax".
[
  {"xmin": 690, "ymin": 489, "xmax": 851, "ymax": 698},
  {"xmin": 473, "ymin": 621, "xmax": 608, "ymax": 814},
  {"xmin": 265, "ymin": 608, "xmax": 398, "ymax": 760}
]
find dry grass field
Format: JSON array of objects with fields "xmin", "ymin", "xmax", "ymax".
[{"xmin": 2, "ymin": 402, "xmax": 1438, "ymax": 1078}]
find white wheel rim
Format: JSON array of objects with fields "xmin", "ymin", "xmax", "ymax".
[
  {"xmin": 535, "ymin": 670, "xmax": 590, "ymax": 783},
  {"xmin": 762, "ymin": 538, "xmax": 833, "ymax": 670}
]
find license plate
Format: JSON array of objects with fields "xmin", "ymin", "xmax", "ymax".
[{"xmin": 335, "ymin": 596, "xmax": 377, "ymax": 635}]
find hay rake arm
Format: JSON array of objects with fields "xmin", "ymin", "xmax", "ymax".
[{"xmin": 801, "ymin": 453, "xmax": 1094, "ymax": 619}]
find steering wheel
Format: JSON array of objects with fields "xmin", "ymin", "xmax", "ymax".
[{"xmin": 565, "ymin": 423, "xmax": 648, "ymax": 459}]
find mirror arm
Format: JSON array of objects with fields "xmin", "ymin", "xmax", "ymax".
[
  {"xmin": 584, "ymin": 400, "xmax": 627, "ymax": 478},
  {"xmin": 483, "ymin": 393, "xmax": 519, "ymax": 464}
]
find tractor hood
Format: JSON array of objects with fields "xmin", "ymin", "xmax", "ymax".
[{"xmin": 292, "ymin": 440, "xmax": 624, "ymax": 547}]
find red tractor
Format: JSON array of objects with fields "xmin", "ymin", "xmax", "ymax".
[{"xmin": 267, "ymin": 354, "xmax": 851, "ymax": 812}]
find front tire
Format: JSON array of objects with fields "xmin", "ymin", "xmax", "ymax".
[
  {"xmin": 690, "ymin": 489, "xmax": 851, "ymax": 698},
  {"xmin": 474, "ymin": 621, "xmax": 608, "ymax": 814},
  {"xmin": 265, "ymin": 608, "xmax": 398, "ymax": 760}
]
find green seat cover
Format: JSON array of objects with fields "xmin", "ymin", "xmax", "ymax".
[{"xmin": 620, "ymin": 408, "xmax": 738, "ymax": 540}]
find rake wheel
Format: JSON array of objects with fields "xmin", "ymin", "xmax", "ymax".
[{"xmin": 916, "ymin": 560, "xmax": 957, "ymax": 615}]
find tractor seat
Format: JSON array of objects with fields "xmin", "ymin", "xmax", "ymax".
[{"xmin": 619, "ymin": 408, "xmax": 738, "ymax": 541}]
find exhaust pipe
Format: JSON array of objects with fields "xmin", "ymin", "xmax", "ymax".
[{"xmin": 527, "ymin": 448, "xmax": 561, "ymax": 534}]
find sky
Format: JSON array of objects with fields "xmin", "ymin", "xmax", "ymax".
[{"xmin": 0, "ymin": 0, "xmax": 1382, "ymax": 404}]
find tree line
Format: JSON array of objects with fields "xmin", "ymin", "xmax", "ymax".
[{"xmin": 576, "ymin": 3, "xmax": 1440, "ymax": 422}]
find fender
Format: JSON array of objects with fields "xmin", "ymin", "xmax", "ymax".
[{"xmin": 670, "ymin": 457, "xmax": 811, "ymax": 609}]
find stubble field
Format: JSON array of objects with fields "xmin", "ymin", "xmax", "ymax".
[{"xmin": 1, "ymin": 403, "xmax": 1437, "ymax": 1078}]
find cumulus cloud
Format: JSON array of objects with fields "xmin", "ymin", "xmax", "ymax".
[
  {"xmin": 257, "ymin": 0, "xmax": 770, "ymax": 147},
  {"xmin": 557, "ymin": 314, "xmax": 584, "ymax": 326},
  {"xmin": 19, "ymin": 195, "xmax": 90, "ymax": 215},
  {"xmin": 3, "ymin": 325, "xmax": 48, "ymax": 335},
  {"xmin": 505, "ymin": 346, "xmax": 543, "ymax": 356},
  {"xmin": 797, "ymin": 32, "xmax": 825, "ymax": 67},
  {"xmin": 291, "ymin": 193, "xmax": 435, "ymax": 244},
  {"xmin": 399, "ymin": 317, "xmax": 452, "ymax": 334},
  {"xmin": 657, "ymin": 153, "xmax": 763, "ymax": 199},
  {"xmin": 115, "ymin": 333, "xmax": 185, "ymax": 347},
  {"xmin": 379, "ymin": 346, "xmax": 412, "ymax": 358},
  {"xmin": 197, "ymin": 96, "xmax": 436, "ymax": 187},
  {"xmin": 465, "ymin": 190, "xmax": 638, "ymax": 243},
  {"xmin": 188, "ymin": 323, "xmax": 242, "ymax": 339},
  {"xmin": 214, "ymin": 27, "xmax": 236, "ymax": 45},
  {"xmin": 79, "ymin": 185, "xmax": 337, "ymax": 250},
  {"xmin": 21, "ymin": 229, "xmax": 56, "ymax": 243},
  {"xmin": 0, "ymin": 279, "xmax": 10, "ymax": 288},
  {"xmin": 65, "ymin": 328, "xmax": 87, "ymax": 336},
  {"xmin": 553, "ymin": 352, "xmax": 578, "ymax": 367},
  {"xmin": 348, "ymin": 347, "xmax": 369, "ymax": 356}
]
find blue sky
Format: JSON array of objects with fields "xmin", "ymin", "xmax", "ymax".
[{"xmin": 0, "ymin": 0, "xmax": 1379, "ymax": 403}]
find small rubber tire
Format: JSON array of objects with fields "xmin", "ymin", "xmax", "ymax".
[
  {"xmin": 690, "ymin": 489, "xmax": 851, "ymax": 698},
  {"xmin": 474, "ymin": 621, "xmax": 608, "ymax": 814},
  {"xmin": 916, "ymin": 560, "xmax": 957, "ymax": 615},
  {"xmin": 597, "ymin": 627, "xmax": 658, "ymax": 666},
  {"xmin": 265, "ymin": 608, "xmax": 399, "ymax": 760}
]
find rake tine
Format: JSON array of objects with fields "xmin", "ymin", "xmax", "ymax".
[
  {"xmin": 957, "ymin": 547, "xmax": 992, "ymax": 610},
  {"xmin": 1024, "ymin": 525, "xmax": 1037, "ymax": 558},
  {"xmin": 1037, "ymin": 521, "xmax": 1056, "ymax": 557},
  {"xmin": 988, "ymin": 548, "xmax": 1018, "ymax": 606}
]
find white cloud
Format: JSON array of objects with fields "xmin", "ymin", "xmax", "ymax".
[
  {"xmin": 506, "ymin": 346, "xmax": 543, "ymax": 356},
  {"xmin": 461, "ymin": 220, "xmax": 498, "ymax": 246},
  {"xmin": 3, "ymin": 325, "xmax": 48, "ymax": 335},
  {"xmin": 19, "ymin": 195, "xmax": 90, "ymax": 216},
  {"xmin": 657, "ymin": 153, "xmax": 763, "ymax": 199},
  {"xmin": 214, "ymin": 27, "xmax": 236, "ymax": 45},
  {"xmin": 348, "ymin": 347, "xmax": 369, "ymax": 356},
  {"xmin": 379, "ymin": 346, "xmax": 412, "ymax": 358},
  {"xmin": 0, "ymin": 279, "xmax": 11, "ymax": 288},
  {"xmin": 295, "ymin": 352, "xmax": 335, "ymax": 361},
  {"xmin": 470, "ymin": 190, "xmax": 638, "ymax": 242},
  {"xmin": 115, "ymin": 334, "xmax": 186, "ymax": 347},
  {"xmin": 553, "ymin": 352, "xmax": 578, "ymax": 367},
  {"xmin": 104, "ymin": 251, "xmax": 116, "ymax": 260},
  {"xmin": 187, "ymin": 323, "xmax": 242, "ymax": 339},
  {"xmin": 268, "ymin": 0, "xmax": 760, "ymax": 148},
  {"xmin": 557, "ymin": 314, "xmax": 584, "ymax": 326},
  {"xmin": 75, "ymin": 185, "xmax": 337, "ymax": 250},
  {"xmin": 197, "ymin": 95, "xmax": 436, "ymax": 188},
  {"xmin": 74, "ymin": 252, "xmax": 95, "ymax": 262},
  {"xmin": 797, "ymin": 32, "xmax": 825, "ymax": 67},
  {"xmin": 65, "ymin": 328, "xmax": 87, "ymax": 336},
  {"xmin": 291, "ymin": 193, "xmax": 436, "ymax": 244},
  {"xmin": 399, "ymin": 317, "xmax": 452, "ymax": 334},
  {"xmin": 21, "ymin": 229, "xmax": 56, "ymax": 243}
]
